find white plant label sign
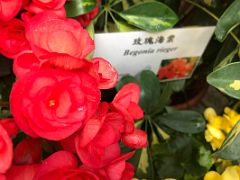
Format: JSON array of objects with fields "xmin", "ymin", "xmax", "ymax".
[{"xmin": 94, "ymin": 26, "xmax": 215, "ymax": 80}]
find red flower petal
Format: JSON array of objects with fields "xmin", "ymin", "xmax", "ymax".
[
  {"xmin": 91, "ymin": 124, "xmax": 116, "ymax": 148},
  {"xmin": 0, "ymin": 174, "xmax": 6, "ymax": 180},
  {"xmin": 122, "ymin": 129, "xmax": 148, "ymax": 149},
  {"xmin": 32, "ymin": 0, "xmax": 66, "ymax": 9},
  {"xmin": 110, "ymin": 151, "xmax": 135, "ymax": 165},
  {"xmin": 0, "ymin": 124, "xmax": 13, "ymax": 174},
  {"xmin": 25, "ymin": 12, "xmax": 94, "ymax": 61},
  {"xmin": 113, "ymin": 83, "xmax": 140, "ymax": 105},
  {"xmin": 96, "ymin": 151, "xmax": 135, "ymax": 180},
  {"xmin": 75, "ymin": 102, "xmax": 109, "ymax": 148},
  {"xmin": 120, "ymin": 163, "xmax": 135, "ymax": 180},
  {"xmin": 43, "ymin": 53, "xmax": 91, "ymax": 70},
  {"xmin": 91, "ymin": 57, "xmax": 118, "ymax": 89},
  {"xmin": 0, "ymin": 0, "xmax": 22, "ymax": 21},
  {"xmin": 34, "ymin": 151, "xmax": 78, "ymax": 179},
  {"xmin": 76, "ymin": 143, "xmax": 120, "ymax": 169},
  {"xmin": 106, "ymin": 160, "xmax": 126, "ymax": 180},
  {"xmin": 127, "ymin": 102, "xmax": 144, "ymax": 120},
  {"xmin": 13, "ymin": 51, "xmax": 40, "ymax": 78},
  {"xmin": 6, "ymin": 164, "xmax": 40, "ymax": 180},
  {"xmin": 105, "ymin": 112, "xmax": 125, "ymax": 140},
  {"xmin": 111, "ymin": 102, "xmax": 134, "ymax": 133},
  {"xmin": 0, "ymin": 118, "xmax": 19, "ymax": 137},
  {"xmin": 13, "ymin": 138, "xmax": 42, "ymax": 165}
]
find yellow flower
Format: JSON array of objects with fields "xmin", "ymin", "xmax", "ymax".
[
  {"xmin": 204, "ymin": 107, "xmax": 240, "ymax": 150},
  {"xmin": 224, "ymin": 107, "xmax": 240, "ymax": 128},
  {"xmin": 205, "ymin": 124, "xmax": 225, "ymax": 150},
  {"xmin": 204, "ymin": 171, "xmax": 222, "ymax": 180},
  {"xmin": 204, "ymin": 166, "xmax": 240, "ymax": 180}
]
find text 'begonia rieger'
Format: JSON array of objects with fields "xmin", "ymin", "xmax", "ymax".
[{"xmin": 0, "ymin": 1, "xmax": 147, "ymax": 179}]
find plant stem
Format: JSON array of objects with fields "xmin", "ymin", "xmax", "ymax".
[
  {"xmin": 184, "ymin": 0, "xmax": 240, "ymax": 45},
  {"xmin": 104, "ymin": 11, "xmax": 109, "ymax": 32},
  {"xmin": 109, "ymin": 10, "xmax": 117, "ymax": 23},
  {"xmin": 110, "ymin": 0, "xmax": 122, "ymax": 7},
  {"xmin": 94, "ymin": 8, "xmax": 105, "ymax": 22},
  {"xmin": 110, "ymin": 8, "xmax": 120, "ymax": 15}
]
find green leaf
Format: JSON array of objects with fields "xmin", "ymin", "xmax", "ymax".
[
  {"xmin": 128, "ymin": 148, "xmax": 142, "ymax": 169},
  {"xmin": 197, "ymin": 146, "xmax": 214, "ymax": 170},
  {"xmin": 153, "ymin": 122, "xmax": 170, "ymax": 140},
  {"xmin": 155, "ymin": 155, "xmax": 184, "ymax": 179},
  {"xmin": 215, "ymin": 121, "xmax": 240, "ymax": 160},
  {"xmin": 116, "ymin": 75, "xmax": 138, "ymax": 91},
  {"xmin": 136, "ymin": 148, "xmax": 149, "ymax": 178},
  {"xmin": 207, "ymin": 62, "xmax": 240, "ymax": 99},
  {"xmin": 156, "ymin": 83, "xmax": 173, "ymax": 113},
  {"xmin": 168, "ymin": 80, "xmax": 186, "ymax": 92},
  {"xmin": 135, "ymin": 70, "xmax": 161, "ymax": 114},
  {"xmin": 122, "ymin": 0, "xmax": 130, "ymax": 10},
  {"xmin": 214, "ymin": 48, "xmax": 238, "ymax": 70},
  {"xmin": 118, "ymin": 2, "xmax": 178, "ymax": 32},
  {"xmin": 147, "ymin": 146, "xmax": 155, "ymax": 179},
  {"xmin": 157, "ymin": 111, "xmax": 205, "ymax": 134},
  {"xmin": 213, "ymin": 34, "xmax": 238, "ymax": 70},
  {"xmin": 184, "ymin": 174, "xmax": 199, "ymax": 180},
  {"xmin": 215, "ymin": 0, "xmax": 240, "ymax": 41},
  {"xmin": 114, "ymin": 19, "xmax": 136, "ymax": 32},
  {"xmin": 65, "ymin": 0, "xmax": 97, "ymax": 17}
]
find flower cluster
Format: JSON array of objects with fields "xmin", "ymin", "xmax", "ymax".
[
  {"xmin": 0, "ymin": 1, "xmax": 147, "ymax": 179},
  {"xmin": 204, "ymin": 107, "xmax": 240, "ymax": 150},
  {"xmin": 204, "ymin": 165, "xmax": 240, "ymax": 180}
]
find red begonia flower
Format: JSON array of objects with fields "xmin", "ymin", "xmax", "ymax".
[
  {"xmin": 95, "ymin": 151, "xmax": 135, "ymax": 180},
  {"xmin": 120, "ymin": 163, "xmax": 135, "ymax": 180},
  {"xmin": 104, "ymin": 112, "xmax": 125, "ymax": 141},
  {"xmin": 76, "ymin": 103, "xmax": 128, "ymax": 168},
  {"xmin": 122, "ymin": 129, "xmax": 147, "ymax": 149},
  {"xmin": 23, "ymin": 0, "xmax": 67, "ymax": 19},
  {"xmin": 90, "ymin": 57, "xmax": 118, "ymax": 89},
  {"xmin": 6, "ymin": 164, "xmax": 40, "ymax": 180},
  {"xmin": 76, "ymin": 102, "xmax": 109, "ymax": 148},
  {"xmin": 0, "ymin": 19, "xmax": 30, "ymax": 59},
  {"xmin": 10, "ymin": 69, "xmax": 100, "ymax": 140},
  {"xmin": 111, "ymin": 83, "xmax": 144, "ymax": 133},
  {"xmin": 13, "ymin": 51, "xmax": 40, "ymax": 78},
  {"xmin": 45, "ymin": 52, "xmax": 91, "ymax": 70},
  {"xmin": 0, "ymin": 118, "xmax": 19, "ymax": 137},
  {"xmin": 25, "ymin": 5, "xmax": 66, "ymax": 18},
  {"xmin": 13, "ymin": 138, "xmax": 42, "ymax": 165},
  {"xmin": 33, "ymin": 151, "xmax": 100, "ymax": 180},
  {"xmin": 32, "ymin": 0, "xmax": 66, "ymax": 9},
  {"xmin": 25, "ymin": 12, "xmax": 94, "ymax": 70},
  {"xmin": 0, "ymin": 124, "xmax": 13, "ymax": 174},
  {"xmin": 77, "ymin": 143, "xmax": 121, "ymax": 169},
  {"xmin": 113, "ymin": 83, "xmax": 140, "ymax": 107},
  {"xmin": 0, "ymin": 0, "xmax": 22, "ymax": 21}
]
